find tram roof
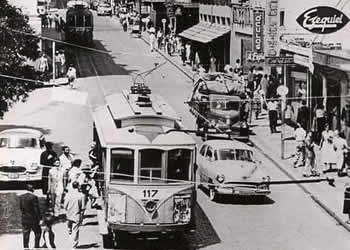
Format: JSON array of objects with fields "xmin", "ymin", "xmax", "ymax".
[
  {"xmin": 92, "ymin": 105, "xmax": 195, "ymax": 147},
  {"xmin": 105, "ymin": 91, "xmax": 181, "ymax": 122}
]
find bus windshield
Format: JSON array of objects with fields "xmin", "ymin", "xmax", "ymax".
[
  {"xmin": 110, "ymin": 148, "xmax": 134, "ymax": 182},
  {"xmin": 167, "ymin": 149, "xmax": 191, "ymax": 183}
]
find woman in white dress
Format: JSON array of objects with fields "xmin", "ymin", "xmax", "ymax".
[{"xmin": 319, "ymin": 124, "xmax": 337, "ymax": 173}]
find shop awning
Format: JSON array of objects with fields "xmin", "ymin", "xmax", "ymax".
[{"xmin": 178, "ymin": 23, "xmax": 230, "ymax": 44}]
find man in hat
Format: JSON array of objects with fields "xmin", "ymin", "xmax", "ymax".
[
  {"xmin": 40, "ymin": 142, "xmax": 58, "ymax": 194},
  {"xmin": 297, "ymin": 100, "xmax": 310, "ymax": 131},
  {"xmin": 19, "ymin": 184, "xmax": 42, "ymax": 249},
  {"xmin": 342, "ymin": 100, "xmax": 350, "ymax": 146}
]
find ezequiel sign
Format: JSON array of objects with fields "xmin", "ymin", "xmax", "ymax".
[{"xmin": 296, "ymin": 6, "xmax": 349, "ymax": 34}]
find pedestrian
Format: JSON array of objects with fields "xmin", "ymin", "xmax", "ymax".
[
  {"xmin": 312, "ymin": 103, "xmax": 326, "ymax": 144},
  {"xmin": 209, "ymin": 54, "xmax": 217, "ymax": 73},
  {"xmin": 40, "ymin": 212, "xmax": 56, "ymax": 249},
  {"xmin": 68, "ymin": 159, "xmax": 83, "ymax": 190},
  {"xmin": 64, "ymin": 181, "xmax": 85, "ymax": 248},
  {"xmin": 333, "ymin": 130, "xmax": 349, "ymax": 176},
  {"xmin": 66, "ymin": 64, "xmax": 77, "ymax": 88},
  {"xmin": 180, "ymin": 42, "xmax": 186, "ymax": 66},
  {"xmin": 19, "ymin": 184, "xmax": 42, "ymax": 249},
  {"xmin": 297, "ymin": 100, "xmax": 309, "ymax": 131},
  {"xmin": 156, "ymin": 29, "xmax": 163, "ymax": 49},
  {"xmin": 59, "ymin": 16, "xmax": 65, "ymax": 32},
  {"xmin": 54, "ymin": 14, "xmax": 59, "ymax": 31},
  {"xmin": 40, "ymin": 142, "xmax": 58, "ymax": 195},
  {"xmin": 58, "ymin": 50, "xmax": 66, "ymax": 77},
  {"xmin": 149, "ymin": 28, "xmax": 156, "ymax": 52},
  {"xmin": 198, "ymin": 64, "xmax": 206, "ymax": 77},
  {"xmin": 48, "ymin": 13, "xmax": 53, "ymax": 28},
  {"xmin": 38, "ymin": 53, "xmax": 49, "ymax": 73},
  {"xmin": 267, "ymin": 98, "xmax": 278, "ymax": 133},
  {"xmin": 260, "ymin": 74, "xmax": 269, "ymax": 101},
  {"xmin": 341, "ymin": 100, "xmax": 350, "ymax": 146},
  {"xmin": 185, "ymin": 42, "xmax": 191, "ymax": 63},
  {"xmin": 285, "ymin": 103, "xmax": 295, "ymax": 127},
  {"xmin": 294, "ymin": 123, "xmax": 306, "ymax": 168},
  {"xmin": 319, "ymin": 125, "xmax": 337, "ymax": 173},
  {"xmin": 48, "ymin": 158, "xmax": 65, "ymax": 218},
  {"xmin": 303, "ymin": 132, "xmax": 319, "ymax": 177},
  {"xmin": 88, "ymin": 142, "xmax": 98, "ymax": 166},
  {"xmin": 43, "ymin": 15, "xmax": 48, "ymax": 29},
  {"xmin": 343, "ymin": 181, "xmax": 350, "ymax": 224},
  {"xmin": 122, "ymin": 18, "xmax": 128, "ymax": 32}
]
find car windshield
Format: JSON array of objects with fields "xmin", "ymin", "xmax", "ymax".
[
  {"xmin": 218, "ymin": 148, "xmax": 253, "ymax": 162},
  {"xmin": 0, "ymin": 137, "xmax": 37, "ymax": 148},
  {"xmin": 211, "ymin": 100, "xmax": 239, "ymax": 111}
]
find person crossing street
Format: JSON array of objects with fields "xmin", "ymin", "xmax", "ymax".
[{"xmin": 48, "ymin": 158, "xmax": 65, "ymax": 218}]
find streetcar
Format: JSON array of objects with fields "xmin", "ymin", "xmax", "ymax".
[
  {"xmin": 187, "ymin": 73, "xmax": 249, "ymax": 140},
  {"xmin": 93, "ymin": 81, "xmax": 197, "ymax": 248},
  {"xmin": 65, "ymin": 2, "xmax": 93, "ymax": 45}
]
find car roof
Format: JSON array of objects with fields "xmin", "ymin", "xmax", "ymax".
[
  {"xmin": 0, "ymin": 128, "xmax": 43, "ymax": 137},
  {"xmin": 202, "ymin": 140, "xmax": 252, "ymax": 151}
]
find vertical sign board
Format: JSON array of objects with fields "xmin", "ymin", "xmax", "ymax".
[
  {"xmin": 265, "ymin": 0, "xmax": 279, "ymax": 58},
  {"xmin": 253, "ymin": 9, "xmax": 264, "ymax": 55}
]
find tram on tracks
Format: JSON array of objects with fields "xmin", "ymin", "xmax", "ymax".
[
  {"xmin": 93, "ymin": 81, "xmax": 197, "ymax": 248},
  {"xmin": 65, "ymin": 1, "xmax": 93, "ymax": 45}
]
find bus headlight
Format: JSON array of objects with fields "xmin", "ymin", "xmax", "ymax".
[
  {"xmin": 173, "ymin": 194, "xmax": 191, "ymax": 223},
  {"xmin": 108, "ymin": 193, "xmax": 126, "ymax": 223},
  {"xmin": 216, "ymin": 174, "xmax": 225, "ymax": 183}
]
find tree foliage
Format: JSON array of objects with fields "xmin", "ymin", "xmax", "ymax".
[{"xmin": 0, "ymin": 0, "xmax": 42, "ymax": 117}]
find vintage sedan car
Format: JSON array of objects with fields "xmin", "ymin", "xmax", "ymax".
[
  {"xmin": 97, "ymin": 3, "xmax": 112, "ymax": 16},
  {"xmin": 197, "ymin": 140, "xmax": 271, "ymax": 201},
  {"xmin": 0, "ymin": 128, "xmax": 44, "ymax": 183}
]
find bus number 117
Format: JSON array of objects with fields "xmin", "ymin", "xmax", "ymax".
[{"xmin": 143, "ymin": 189, "xmax": 158, "ymax": 198}]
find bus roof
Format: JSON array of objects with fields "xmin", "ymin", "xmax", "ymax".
[{"xmin": 92, "ymin": 89, "xmax": 195, "ymax": 147}]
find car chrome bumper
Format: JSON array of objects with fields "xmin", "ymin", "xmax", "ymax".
[
  {"xmin": 0, "ymin": 173, "xmax": 42, "ymax": 182},
  {"xmin": 216, "ymin": 186, "xmax": 271, "ymax": 196},
  {"xmin": 108, "ymin": 222, "xmax": 189, "ymax": 233}
]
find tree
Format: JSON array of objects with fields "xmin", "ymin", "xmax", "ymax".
[{"xmin": 0, "ymin": 0, "xmax": 42, "ymax": 118}]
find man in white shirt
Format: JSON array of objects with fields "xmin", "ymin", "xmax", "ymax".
[
  {"xmin": 333, "ymin": 130, "xmax": 349, "ymax": 173},
  {"xmin": 48, "ymin": 158, "xmax": 65, "ymax": 217},
  {"xmin": 294, "ymin": 123, "xmax": 306, "ymax": 168},
  {"xmin": 59, "ymin": 146, "xmax": 74, "ymax": 172},
  {"xmin": 267, "ymin": 99, "xmax": 278, "ymax": 133}
]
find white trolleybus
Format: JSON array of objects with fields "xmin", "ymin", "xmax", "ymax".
[{"xmin": 93, "ymin": 83, "xmax": 197, "ymax": 248}]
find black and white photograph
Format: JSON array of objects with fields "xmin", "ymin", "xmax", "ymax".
[{"xmin": 0, "ymin": 0, "xmax": 350, "ymax": 249}]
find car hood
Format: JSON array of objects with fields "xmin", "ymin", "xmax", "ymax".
[
  {"xmin": 210, "ymin": 160, "xmax": 266, "ymax": 181},
  {"xmin": 0, "ymin": 148, "xmax": 42, "ymax": 166}
]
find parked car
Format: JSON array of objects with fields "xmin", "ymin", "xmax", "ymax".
[
  {"xmin": 0, "ymin": 128, "xmax": 45, "ymax": 184},
  {"xmin": 197, "ymin": 139, "xmax": 271, "ymax": 201},
  {"xmin": 97, "ymin": 3, "xmax": 112, "ymax": 16}
]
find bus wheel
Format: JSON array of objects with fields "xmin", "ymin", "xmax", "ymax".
[{"xmin": 102, "ymin": 228, "xmax": 115, "ymax": 249}]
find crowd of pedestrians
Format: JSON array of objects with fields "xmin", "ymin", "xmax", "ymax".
[
  {"xmin": 19, "ymin": 142, "xmax": 100, "ymax": 249},
  {"xmin": 41, "ymin": 13, "xmax": 65, "ymax": 32}
]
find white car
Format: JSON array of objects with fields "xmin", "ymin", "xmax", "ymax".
[
  {"xmin": 198, "ymin": 140, "xmax": 271, "ymax": 201},
  {"xmin": 97, "ymin": 3, "xmax": 112, "ymax": 16},
  {"xmin": 0, "ymin": 128, "xmax": 44, "ymax": 183}
]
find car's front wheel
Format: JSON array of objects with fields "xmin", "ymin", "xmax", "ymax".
[{"xmin": 209, "ymin": 188, "xmax": 218, "ymax": 201}]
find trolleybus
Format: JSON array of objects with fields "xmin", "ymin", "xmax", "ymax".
[
  {"xmin": 65, "ymin": 2, "xmax": 93, "ymax": 45},
  {"xmin": 93, "ymin": 82, "xmax": 197, "ymax": 248}
]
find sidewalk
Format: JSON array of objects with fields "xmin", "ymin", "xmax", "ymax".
[{"xmin": 140, "ymin": 32, "xmax": 350, "ymax": 232}]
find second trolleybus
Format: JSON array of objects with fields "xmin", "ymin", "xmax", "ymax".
[{"xmin": 93, "ymin": 83, "xmax": 197, "ymax": 248}]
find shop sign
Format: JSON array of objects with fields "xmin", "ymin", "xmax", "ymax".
[
  {"xmin": 246, "ymin": 51, "xmax": 265, "ymax": 63},
  {"xmin": 296, "ymin": 6, "xmax": 349, "ymax": 34},
  {"xmin": 233, "ymin": 6, "xmax": 253, "ymax": 26},
  {"xmin": 266, "ymin": 56, "xmax": 294, "ymax": 65},
  {"xmin": 265, "ymin": 0, "xmax": 279, "ymax": 57},
  {"xmin": 253, "ymin": 9, "xmax": 264, "ymax": 54}
]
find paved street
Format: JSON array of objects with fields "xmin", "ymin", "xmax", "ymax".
[{"xmin": 1, "ymin": 11, "xmax": 350, "ymax": 249}]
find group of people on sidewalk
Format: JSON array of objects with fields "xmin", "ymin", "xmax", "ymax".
[
  {"xmin": 41, "ymin": 13, "xmax": 65, "ymax": 32},
  {"xmin": 19, "ymin": 142, "xmax": 100, "ymax": 249}
]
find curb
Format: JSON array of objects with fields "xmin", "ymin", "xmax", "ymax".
[
  {"xmin": 140, "ymin": 35, "xmax": 195, "ymax": 81},
  {"xmin": 252, "ymin": 137, "xmax": 350, "ymax": 233},
  {"xmin": 139, "ymin": 34, "xmax": 350, "ymax": 233}
]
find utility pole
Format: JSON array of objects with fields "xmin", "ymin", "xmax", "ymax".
[
  {"xmin": 139, "ymin": 0, "xmax": 142, "ymax": 32},
  {"xmin": 52, "ymin": 40, "xmax": 55, "ymax": 84}
]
